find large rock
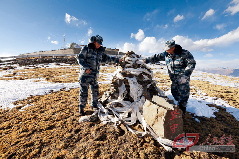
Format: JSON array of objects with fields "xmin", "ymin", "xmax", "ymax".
[{"xmin": 143, "ymin": 96, "xmax": 183, "ymax": 140}]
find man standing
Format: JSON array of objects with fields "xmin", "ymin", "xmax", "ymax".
[
  {"xmin": 146, "ymin": 40, "xmax": 196, "ymax": 114},
  {"xmin": 77, "ymin": 35, "xmax": 120, "ymax": 115}
]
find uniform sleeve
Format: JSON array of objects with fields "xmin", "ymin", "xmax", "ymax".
[
  {"xmin": 184, "ymin": 51, "xmax": 196, "ymax": 76},
  {"xmin": 101, "ymin": 53, "xmax": 119, "ymax": 64},
  {"xmin": 145, "ymin": 52, "xmax": 166, "ymax": 63},
  {"xmin": 77, "ymin": 46, "xmax": 91, "ymax": 70}
]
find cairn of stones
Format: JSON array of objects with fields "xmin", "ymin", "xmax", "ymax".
[{"xmin": 100, "ymin": 51, "xmax": 164, "ymax": 107}]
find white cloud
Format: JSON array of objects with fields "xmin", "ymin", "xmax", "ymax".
[
  {"xmin": 215, "ymin": 24, "xmax": 226, "ymax": 30},
  {"xmin": 80, "ymin": 40, "xmax": 85, "ymax": 45},
  {"xmin": 138, "ymin": 37, "xmax": 164, "ymax": 54},
  {"xmin": 204, "ymin": 53, "xmax": 213, "ymax": 58},
  {"xmin": 202, "ymin": 9, "xmax": 215, "ymax": 20},
  {"xmin": 119, "ymin": 37, "xmax": 165, "ymax": 54},
  {"xmin": 144, "ymin": 10, "xmax": 159, "ymax": 21},
  {"xmin": 174, "ymin": 14, "xmax": 184, "ymax": 22},
  {"xmin": 173, "ymin": 27, "xmax": 239, "ymax": 52},
  {"xmin": 47, "ymin": 36, "xmax": 51, "ymax": 40},
  {"xmin": 119, "ymin": 42, "xmax": 137, "ymax": 53},
  {"xmin": 225, "ymin": 0, "xmax": 239, "ymax": 15},
  {"xmin": 131, "ymin": 29, "xmax": 145, "ymax": 41},
  {"xmin": 119, "ymin": 26, "xmax": 239, "ymax": 57},
  {"xmin": 51, "ymin": 41, "xmax": 59, "ymax": 45},
  {"xmin": 65, "ymin": 13, "xmax": 78, "ymax": 23},
  {"xmin": 87, "ymin": 28, "xmax": 93, "ymax": 36},
  {"xmin": 65, "ymin": 13, "xmax": 87, "ymax": 26}
]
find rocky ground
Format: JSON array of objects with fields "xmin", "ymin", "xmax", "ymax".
[{"xmin": 0, "ymin": 61, "xmax": 238, "ymax": 159}]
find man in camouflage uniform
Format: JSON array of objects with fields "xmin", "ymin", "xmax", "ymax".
[
  {"xmin": 77, "ymin": 35, "xmax": 120, "ymax": 115},
  {"xmin": 146, "ymin": 40, "xmax": 196, "ymax": 114}
]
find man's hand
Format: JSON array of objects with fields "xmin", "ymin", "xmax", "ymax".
[
  {"xmin": 143, "ymin": 58, "xmax": 149, "ymax": 64},
  {"xmin": 178, "ymin": 75, "xmax": 189, "ymax": 84},
  {"xmin": 85, "ymin": 69, "xmax": 92, "ymax": 74}
]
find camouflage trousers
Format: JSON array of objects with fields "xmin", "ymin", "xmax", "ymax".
[
  {"xmin": 170, "ymin": 74, "xmax": 190, "ymax": 106},
  {"xmin": 79, "ymin": 74, "xmax": 99, "ymax": 108}
]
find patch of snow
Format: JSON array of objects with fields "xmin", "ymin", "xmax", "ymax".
[
  {"xmin": 194, "ymin": 117, "xmax": 200, "ymax": 123},
  {"xmin": 99, "ymin": 72, "xmax": 114, "ymax": 81},
  {"xmin": 187, "ymin": 98, "xmax": 219, "ymax": 118},
  {"xmin": 0, "ymin": 70, "xmax": 13, "ymax": 77},
  {"xmin": 191, "ymin": 71, "xmax": 239, "ymax": 88},
  {"xmin": 124, "ymin": 68, "xmax": 152, "ymax": 76},
  {"xmin": 146, "ymin": 64, "xmax": 167, "ymax": 74},
  {"xmin": 165, "ymin": 90, "xmax": 219, "ymax": 118},
  {"xmin": 19, "ymin": 104, "xmax": 34, "ymax": 111},
  {"xmin": 45, "ymin": 63, "xmax": 73, "ymax": 68},
  {"xmin": 0, "ymin": 79, "xmax": 79, "ymax": 109},
  {"xmin": 98, "ymin": 81, "xmax": 111, "ymax": 84},
  {"xmin": 165, "ymin": 90, "xmax": 239, "ymax": 120},
  {"xmin": 226, "ymin": 107, "xmax": 239, "ymax": 121},
  {"xmin": 0, "ymin": 57, "xmax": 16, "ymax": 61}
]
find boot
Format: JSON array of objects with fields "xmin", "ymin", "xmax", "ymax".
[
  {"xmin": 179, "ymin": 105, "xmax": 186, "ymax": 115},
  {"xmin": 178, "ymin": 102, "xmax": 187, "ymax": 115},
  {"xmin": 79, "ymin": 107, "xmax": 86, "ymax": 116},
  {"xmin": 92, "ymin": 106, "xmax": 99, "ymax": 111}
]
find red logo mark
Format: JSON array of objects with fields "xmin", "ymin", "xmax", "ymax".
[{"xmin": 173, "ymin": 133, "xmax": 200, "ymax": 151}]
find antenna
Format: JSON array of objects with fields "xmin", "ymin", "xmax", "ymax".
[{"xmin": 63, "ymin": 34, "xmax": 66, "ymax": 49}]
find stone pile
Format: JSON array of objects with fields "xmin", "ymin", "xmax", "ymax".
[{"xmin": 100, "ymin": 51, "xmax": 164, "ymax": 107}]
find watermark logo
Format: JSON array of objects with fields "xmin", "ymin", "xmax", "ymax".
[
  {"xmin": 173, "ymin": 133, "xmax": 235, "ymax": 152},
  {"xmin": 189, "ymin": 145, "xmax": 235, "ymax": 152},
  {"xmin": 190, "ymin": 134, "xmax": 235, "ymax": 152},
  {"xmin": 201, "ymin": 134, "xmax": 234, "ymax": 146},
  {"xmin": 173, "ymin": 133, "xmax": 199, "ymax": 151}
]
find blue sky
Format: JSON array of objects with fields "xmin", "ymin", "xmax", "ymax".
[{"xmin": 1, "ymin": 0, "xmax": 239, "ymax": 68}]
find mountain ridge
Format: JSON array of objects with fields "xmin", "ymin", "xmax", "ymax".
[{"xmin": 197, "ymin": 68, "xmax": 239, "ymax": 77}]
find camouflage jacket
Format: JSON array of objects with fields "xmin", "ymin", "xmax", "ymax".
[
  {"xmin": 77, "ymin": 43, "xmax": 119, "ymax": 75},
  {"xmin": 146, "ymin": 45, "xmax": 196, "ymax": 76}
]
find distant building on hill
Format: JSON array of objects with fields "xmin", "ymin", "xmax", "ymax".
[
  {"xmin": 105, "ymin": 48, "xmax": 125, "ymax": 56},
  {"xmin": 21, "ymin": 46, "xmax": 125, "ymax": 57}
]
